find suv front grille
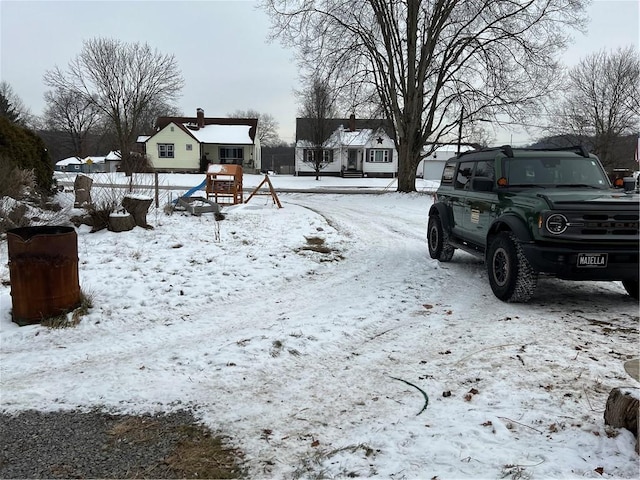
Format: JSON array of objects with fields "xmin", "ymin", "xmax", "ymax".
[{"xmin": 565, "ymin": 211, "xmax": 639, "ymax": 238}]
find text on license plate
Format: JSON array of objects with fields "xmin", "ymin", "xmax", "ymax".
[{"xmin": 577, "ymin": 253, "xmax": 608, "ymax": 267}]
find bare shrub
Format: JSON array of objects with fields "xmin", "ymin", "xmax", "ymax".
[{"xmin": 0, "ymin": 163, "xmax": 36, "ymax": 200}]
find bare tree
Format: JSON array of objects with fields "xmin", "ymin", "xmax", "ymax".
[
  {"xmin": 263, "ymin": 0, "xmax": 589, "ymax": 192},
  {"xmin": 43, "ymin": 87, "xmax": 102, "ymax": 157},
  {"xmin": 44, "ymin": 37, "xmax": 184, "ymax": 174},
  {"xmin": 137, "ymin": 99, "xmax": 182, "ymax": 137},
  {"xmin": 297, "ymin": 78, "xmax": 338, "ymax": 180},
  {"xmin": 551, "ymin": 46, "xmax": 640, "ymax": 170},
  {"xmin": 228, "ymin": 109, "xmax": 281, "ymax": 147}
]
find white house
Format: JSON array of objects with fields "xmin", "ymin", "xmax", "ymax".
[
  {"xmin": 418, "ymin": 144, "xmax": 476, "ymax": 180},
  {"xmin": 141, "ymin": 108, "xmax": 261, "ymax": 173},
  {"xmin": 295, "ymin": 115, "xmax": 397, "ymax": 178},
  {"xmin": 55, "ymin": 151, "xmax": 122, "ymax": 173},
  {"xmin": 55, "ymin": 156, "xmax": 83, "ymax": 172}
]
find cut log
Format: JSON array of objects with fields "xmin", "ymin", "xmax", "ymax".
[
  {"xmin": 73, "ymin": 175, "xmax": 93, "ymax": 208},
  {"xmin": 122, "ymin": 196, "xmax": 153, "ymax": 229},
  {"xmin": 108, "ymin": 213, "xmax": 136, "ymax": 232},
  {"xmin": 604, "ymin": 387, "xmax": 639, "ymax": 453}
]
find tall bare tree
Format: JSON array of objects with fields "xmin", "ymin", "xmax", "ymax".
[
  {"xmin": 551, "ymin": 46, "xmax": 640, "ymax": 170},
  {"xmin": 298, "ymin": 78, "xmax": 338, "ymax": 180},
  {"xmin": 42, "ymin": 87, "xmax": 102, "ymax": 157},
  {"xmin": 137, "ymin": 99, "xmax": 182, "ymax": 137},
  {"xmin": 44, "ymin": 37, "xmax": 184, "ymax": 173},
  {"xmin": 263, "ymin": 0, "xmax": 589, "ymax": 192},
  {"xmin": 228, "ymin": 109, "xmax": 282, "ymax": 147}
]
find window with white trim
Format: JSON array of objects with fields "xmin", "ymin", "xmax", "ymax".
[
  {"xmin": 303, "ymin": 149, "xmax": 333, "ymax": 163},
  {"xmin": 220, "ymin": 147, "xmax": 244, "ymax": 164},
  {"xmin": 158, "ymin": 144, "xmax": 174, "ymax": 158},
  {"xmin": 367, "ymin": 149, "xmax": 390, "ymax": 162}
]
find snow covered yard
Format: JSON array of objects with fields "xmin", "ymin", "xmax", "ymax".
[{"xmin": 1, "ymin": 188, "xmax": 638, "ymax": 479}]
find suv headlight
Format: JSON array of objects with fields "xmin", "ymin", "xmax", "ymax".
[{"xmin": 546, "ymin": 214, "xmax": 568, "ymax": 234}]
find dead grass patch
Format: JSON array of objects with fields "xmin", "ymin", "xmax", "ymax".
[
  {"xmin": 40, "ymin": 289, "xmax": 94, "ymax": 328},
  {"xmin": 163, "ymin": 425, "xmax": 245, "ymax": 479},
  {"xmin": 108, "ymin": 417, "xmax": 162, "ymax": 444},
  {"xmin": 297, "ymin": 236, "xmax": 343, "ymax": 261}
]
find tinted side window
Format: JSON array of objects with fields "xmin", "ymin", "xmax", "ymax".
[
  {"xmin": 441, "ymin": 162, "xmax": 456, "ymax": 184},
  {"xmin": 474, "ymin": 160, "xmax": 495, "ymax": 181},
  {"xmin": 455, "ymin": 161, "xmax": 474, "ymax": 189}
]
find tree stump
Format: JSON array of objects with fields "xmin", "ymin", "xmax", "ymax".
[
  {"xmin": 108, "ymin": 213, "xmax": 136, "ymax": 232},
  {"xmin": 604, "ymin": 387, "xmax": 639, "ymax": 453},
  {"xmin": 73, "ymin": 174, "xmax": 93, "ymax": 208},
  {"xmin": 122, "ymin": 196, "xmax": 153, "ymax": 229}
]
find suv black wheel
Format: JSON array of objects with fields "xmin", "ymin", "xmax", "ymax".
[
  {"xmin": 428, "ymin": 215, "xmax": 454, "ymax": 261},
  {"xmin": 487, "ymin": 232, "xmax": 537, "ymax": 302},
  {"xmin": 621, "ymin": 280, "xmax": 639, "ymax": 300}
]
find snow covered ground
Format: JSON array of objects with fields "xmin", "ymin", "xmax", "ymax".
[{"xmin": 1, "ymin": 173, "xmax": 639, "ymax": 479}]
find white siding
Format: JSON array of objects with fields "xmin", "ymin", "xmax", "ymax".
[
  {"xmin": 147, "ymin": 124, "xmax": 200, "ymax": 171},
  {"xmin": 362, "ymin": 132, "xmax": 397, "ymax": 175}
]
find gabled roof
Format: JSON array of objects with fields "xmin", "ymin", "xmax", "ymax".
[
  {"xmin": 295, "ymin": 117, "xmax": 395, "ymax": 143},
  {"xmin": 105, "ymin": 150, "xmax": 121, "ymax": 161},
  {"xmin": 56, "ymin": 156, "xmax": 83, "ymax": 166},
  {"xmin": 148, "ymin": 120, "xmax": 255, "ymax": 145},
  {"xmin": 155, "ymin": 116, "xmax": 258, "ymax": 143}
]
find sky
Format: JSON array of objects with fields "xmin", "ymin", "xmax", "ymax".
[
  {"xmin": 1, "ymin": 172, "xmax": 639, "ymax": 478},
  {"xmin": 0, "ymin": 0, "xmax": 638, "ymax": 146}
]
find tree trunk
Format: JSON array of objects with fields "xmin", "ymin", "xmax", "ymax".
[
  {"xmin": 397, "ymin": 142, "xmax": 420, "ymax": 193},
  {"xmin": 108, "ymin": 213, "xmax": 136, "ymax": 232},
  {"xmin": 604, "ymin": 387, "xmax": 639, "ymax": 453},
  {"xmin": 73, "ymin": 174, "xmax": 93, "ymax": 208},
  {"xmin": 122, "ymin": 196, "xmax": 153, "ymax": 229}
]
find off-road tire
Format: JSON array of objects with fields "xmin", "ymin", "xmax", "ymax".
[
  {"xmin": 428, "ymin": 215, "xmax": 454, "ymax": 262},
  {"xmin": 621, "ymin": 280, "xmax": 639, "ymax": 300},
  {"xmin": 487, "ymin": 232, "xmax": 537, "ymax": 302}
]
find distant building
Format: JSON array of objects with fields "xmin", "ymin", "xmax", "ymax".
[{"xmin": 54, "ymin": 151, "xmax": 121, "ymax": 173}]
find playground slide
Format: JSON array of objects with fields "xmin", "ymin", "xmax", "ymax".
[{"xmin": 173, "ymin": 178, "xmax": 206, "ymax": 203}]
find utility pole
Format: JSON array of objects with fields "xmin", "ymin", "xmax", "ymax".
[{"xmin": 457, "ymin": 107, "xmax": 464, "ymax": 155}]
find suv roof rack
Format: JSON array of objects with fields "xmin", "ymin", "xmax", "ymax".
[
  {"xmin": 457, "ymin": 144, "xmax": 590, "ymax": 159},
  {"xmin": 530, "ymin": 145, "xmax": 590, "ymax": 158},
  {"xmin": 457, "ymin": 144, "xmax": 514, "ymax": 158}
]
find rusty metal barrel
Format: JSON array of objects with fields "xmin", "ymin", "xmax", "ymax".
[{"xmin": 7, "ymin": 226, "xmax": 81, "ymax": 325}]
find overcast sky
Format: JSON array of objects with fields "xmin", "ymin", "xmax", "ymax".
[{"xmin": 1, "ymin": 0, "xmax": 638, "ymax": 146}]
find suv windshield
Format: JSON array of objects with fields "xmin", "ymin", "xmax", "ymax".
[{"xmin": 504, "ymin": 156, "xmax": 609, "ymax": 188}]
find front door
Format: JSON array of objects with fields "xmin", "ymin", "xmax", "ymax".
[{"xmin": 348, "ymin": 150, "xmax": 357, "ymax": 170}]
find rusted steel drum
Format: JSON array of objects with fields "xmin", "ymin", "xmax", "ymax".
[{"xmin": 7, "ymin": 226, "xmax": 81, "ymax": 325}]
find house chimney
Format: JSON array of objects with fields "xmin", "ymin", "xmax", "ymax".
[
  {"xmin": 197, "ymin": 108, "xmax": 204, "ymax": 128},
  {"xmin": 349, "ymin": 113, "xmax": 356, "ymax": 132}
]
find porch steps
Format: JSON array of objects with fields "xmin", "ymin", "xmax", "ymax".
[{"xmin": 341, "ymin": 170, "xmax": 364, "ymax": 179}]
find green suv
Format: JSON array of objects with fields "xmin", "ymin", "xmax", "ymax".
[{"xmin": 427, "ymin": 145, "xmax": 639, "ymax": 302}]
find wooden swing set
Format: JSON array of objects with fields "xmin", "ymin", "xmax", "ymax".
[{"xmin": 205, "ymin": 164, "xmax": 281, "ymax": 207}]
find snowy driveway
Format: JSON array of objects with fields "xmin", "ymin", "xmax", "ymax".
[{"xmin": 1, "ymin": 192, "xmax": 638, "ymax": 479}]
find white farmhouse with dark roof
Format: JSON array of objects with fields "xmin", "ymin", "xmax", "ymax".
[{"xmin": 141, "ymin": 108, "xmax": 261, "ymax": 173}]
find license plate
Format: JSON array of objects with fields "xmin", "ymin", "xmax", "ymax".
[{"xmin": 577, "ymin": 253, "xmax": 608, "ymax": 268}]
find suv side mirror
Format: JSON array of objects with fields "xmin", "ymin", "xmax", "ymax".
[{"xmin": 471, "ymin": 176, "xmax": 494, "ymax": 192}]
